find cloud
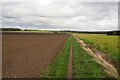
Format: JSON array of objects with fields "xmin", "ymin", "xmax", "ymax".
[{"xmin": 1, "ymin": 1, "xmax": 118, "ymax": 31}]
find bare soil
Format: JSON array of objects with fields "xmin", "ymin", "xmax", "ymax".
[{"xmin": 2, "ymin": 33, "xmax": 68, "ymax": 78}]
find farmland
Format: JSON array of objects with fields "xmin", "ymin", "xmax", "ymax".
[
  {"xmin": 73, "ymin": 33, "xmax": 119, "ymax": 60},
  {"xmin": 2, "ymin": 32, "xmax": 119, "ymax": 78},
  {"xmin": 2, "ymin": 33, "xmax": 68, "ymax": 78},
  {"xmin": 73, "ymin": 33, "xmax": 120, "ymax": 78}
]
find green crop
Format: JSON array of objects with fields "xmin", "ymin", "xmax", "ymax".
[{"xmin": 73, "ymin": 33, "xmax": 119, "ymax": 60}]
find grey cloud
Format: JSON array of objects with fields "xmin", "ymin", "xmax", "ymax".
[{"xmin": 2, "ymin": 1, "xmax": 118, "ymax": 31}]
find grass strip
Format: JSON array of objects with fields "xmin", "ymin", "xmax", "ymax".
[
  {"xmin": 39, "ymin": 36, "xmax": 72, "ymax": 78},
  {"xmin": 73, "ymin": 38, "xmax": 107, "ymax": 78}
]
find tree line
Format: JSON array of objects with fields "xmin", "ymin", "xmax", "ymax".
[{"xmin": 1, "ymin": 28, "xmax": 120, "ymax": 35}]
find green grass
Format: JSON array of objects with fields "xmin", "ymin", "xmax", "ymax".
[
  {"xmin": 73, "ymin": 33, "xmax": 119, "ymax": 60},
  {"xmin": 39, "ymin": 36, "xmax": 72, "ymax": 78},
  {"xmin": 73, "ymin": 38, "xmax": 107, "ymax": 78},
  {"xmin": 39, "ymin": 34, "xmax": 118, "ymax": 78}
]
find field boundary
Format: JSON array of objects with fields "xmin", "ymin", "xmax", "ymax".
[
  {"xmin": 39, "ymin": 36, "xmax": 72, "ymax": 78},
  {"xmin": 73, "ymin": 35, "xmax": 119, "ymax": 79},
  {"xmin": 67, "ymin": 41, "xmax": 73, "ymax": 79}
]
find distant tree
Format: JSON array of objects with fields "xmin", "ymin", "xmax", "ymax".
[
  {"xmin": 107, "ymin": 31, "xmax": 120, "ymax": 35},
  {"xmin": 24, "ymin": 29, "xmax": 28, "ymax": 31},
  {"xmin": 2, "ymin": 28, "xmax": 21, "ymax": 31},
  {"xmin": 55, "ymin": 31, "xmax": 57, "ymax": 34}
]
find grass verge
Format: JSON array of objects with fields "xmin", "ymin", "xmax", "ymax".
[
  {"xmin": 39, "ymin": 36, "xmax": 72, "ymax": 78},
  {"xmin": 73, "ymin": 38, "xmax": 107, "ymax": 78}
]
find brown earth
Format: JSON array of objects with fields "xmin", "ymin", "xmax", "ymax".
[{"xmin": 2, "ymin": 33, "xmax": 68, "ymax": 78}]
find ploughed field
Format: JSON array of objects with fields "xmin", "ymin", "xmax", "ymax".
[{"xmin": 2, "ymin": 33, "xmax": 68, "ymax": 78}]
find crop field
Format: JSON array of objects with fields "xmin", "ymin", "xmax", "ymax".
[
  {"xmin": 2, "ymin": 32, "xmax": 119, "ymax": 79},
  {"xmin": 73, "ymin": 33, "xmax": 119, "ymax": 60},
  {"xmin": 73, "ymin": 33, "xmax": 120, "ymax": 77},
  {"xmin": 2, "ymin": 33, "xmax": 68, "ymax": 78}
]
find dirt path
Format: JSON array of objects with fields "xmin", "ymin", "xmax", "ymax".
[
  {"xmin": 67, "ymin": 42, "xmax": 73, "ymax": 79},
  {"xmin": 73, "ymin": 35, "xmax": 119, "ymax": 79},
  {"xmin": 2, "ymin": 33, "xmax": 68, "ymax": 78}
]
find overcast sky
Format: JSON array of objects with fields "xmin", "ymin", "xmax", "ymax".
[{"xmin": 1, "ymin": 0, "xmax": 119, "ymax": 31}]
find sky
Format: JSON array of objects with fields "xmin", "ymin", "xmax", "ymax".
[{"xmin": 1, "ymin": 0, "xmax": 119, "ymax": 31}]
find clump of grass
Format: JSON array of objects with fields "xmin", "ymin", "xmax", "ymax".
[{"xmin": 73, "ymin": 38, "xmax": 107, "ymax": 78}]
